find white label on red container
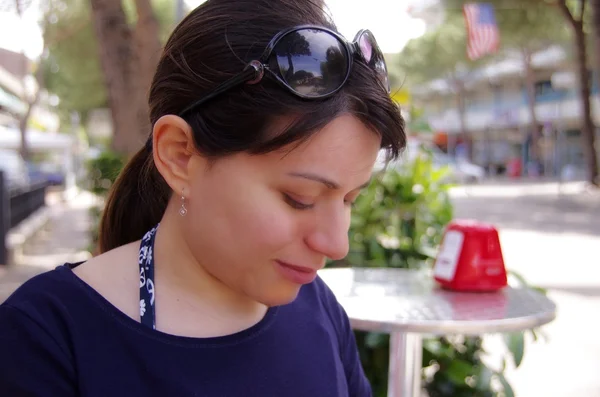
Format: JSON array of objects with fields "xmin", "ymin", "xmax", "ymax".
[{"xmin": 434, "ymin": 230, "xmax": 464, "ymax": 281}]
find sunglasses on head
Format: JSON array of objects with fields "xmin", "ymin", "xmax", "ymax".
[{"xmin": 179, "ymin": 25, "xmax": 390, "ymax": 117}]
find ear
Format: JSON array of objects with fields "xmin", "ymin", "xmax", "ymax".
[{"xmin": 152, "ymin": 115, "xmax": 198, "ymax": 196}]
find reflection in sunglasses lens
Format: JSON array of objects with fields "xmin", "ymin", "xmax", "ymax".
[{"xmin": 273, "ymin": 29, "xmax": 348, "ymax": 97}]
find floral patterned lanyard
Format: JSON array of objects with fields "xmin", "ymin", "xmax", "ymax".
[{"xmin": 139, "ymin": 225, "xmax": 158, "ymax": 329}]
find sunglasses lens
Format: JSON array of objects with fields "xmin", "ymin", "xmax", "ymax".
[
  {"xmin": 271, "ymin": 29, "xmax": 349, "ymax": 97},
  {"xmin": 357, "ymin": 31, "xmax": 390, "ymax": 93}
]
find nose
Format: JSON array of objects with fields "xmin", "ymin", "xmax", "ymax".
[{"xmin": 305, "ymin": 208, "xmax": 350, "ymax": 261}]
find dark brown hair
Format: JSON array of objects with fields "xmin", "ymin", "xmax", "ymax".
[{"xmin": 99, "ymin": 0, "xmax": 406, "ymax": 253}]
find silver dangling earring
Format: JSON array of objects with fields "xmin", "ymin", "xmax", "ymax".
[{"xmin": 179, "ymin": 190, "xmax": 188, "ymax": 216}]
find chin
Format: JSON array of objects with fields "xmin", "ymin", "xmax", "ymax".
[{"xmin": 257, "ymin": 286, "xmax": 302, "ymax": 307}]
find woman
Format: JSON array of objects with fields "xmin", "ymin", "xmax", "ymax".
[{"xmin": 0, "ymin": 0, "xmax": 405, "ymax": 395}]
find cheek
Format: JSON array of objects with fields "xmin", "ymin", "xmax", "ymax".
[
  {"xmin": 187, "ymin": 183, "xmax": 299, "ymax": 257},
  {"xmin": 236, "ymin": 202, "xmax": 298, "ymax": 250}
]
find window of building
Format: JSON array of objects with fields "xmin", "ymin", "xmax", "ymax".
[{"xmin": 534, "ymin": 80, "xmax": 554, "ymax": 98}]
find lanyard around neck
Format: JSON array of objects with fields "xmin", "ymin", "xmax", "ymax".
[{"xmin": 139, "ymin": 225, "xmax": 158, "ymax": 329}]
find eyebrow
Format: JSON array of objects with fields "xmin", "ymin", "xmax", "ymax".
[{"xmin": 287, "ymin": 172, "xmax": 371, "ymax": 190}]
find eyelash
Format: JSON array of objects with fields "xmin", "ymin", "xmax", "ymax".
[
  {"xmin": 283, "ymin": 194, "xmax": 356, "ymax": 210},
  {"xmin": 284, "ymin": 194, "xmax": 314, "ymax": 210}
]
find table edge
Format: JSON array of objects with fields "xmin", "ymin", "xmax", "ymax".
[{"xmin": 348, "ymin": 308, "xmax": 557, "ymax": 335}]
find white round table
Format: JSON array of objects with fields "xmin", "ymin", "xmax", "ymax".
[{"xmin": 318, "ymin": 267, "xmax": 557, "ymax": 397}]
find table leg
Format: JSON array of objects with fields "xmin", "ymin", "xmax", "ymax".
[{"xmin": 387, "ymin": 332, "xmax": 423, "ymax": 397}]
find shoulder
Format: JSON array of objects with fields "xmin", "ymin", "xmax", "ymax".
[
  {"xmin": 2, "ymin": 265, "xmax": 89, "ymax": 332},
  {"xmin": 1, "ymin": 240, "xmax": 137, "ymax": 338},
  {"xmin": 4, "ymin": 238, "xmax": 139, "ymax": 312},
  {"xmin": 3, "ymin": 265, "xmax": 80, "ymax": 311},
  {"xmin": 0, "ymin": 268, "xmax": 79, "ymax": 396},
  {"xmin": 0, "ymin": 266, "xmax": 81, "ymax": 363}
]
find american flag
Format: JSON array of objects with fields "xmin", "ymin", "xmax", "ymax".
[{"xmin": 463, "ymin": 3, "xmax": 500, "ymax": 60}]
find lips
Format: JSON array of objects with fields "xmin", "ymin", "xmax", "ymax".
[{"xmin": 275, "ymin": 260, "xmax": 318, "ymax": 285}]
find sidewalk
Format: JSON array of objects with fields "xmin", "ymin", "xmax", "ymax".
[{"xmin": 0, "ymin": 190, "xmax": 95, "ymax": 303}]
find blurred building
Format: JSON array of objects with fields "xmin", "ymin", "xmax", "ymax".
[
  {"xmin": 410, "ymin": 45, "xmax": 600, "ymax": 176},
  {"xmin": 0, "ymin": 64, "xmax": 26, "ymax": 127},
  {"xmin": 0, "ymin": 48, "xmax": 59, "ymax": 132}
]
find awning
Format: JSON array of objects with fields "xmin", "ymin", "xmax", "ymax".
[{"xmin": 0, "ymin": 125, "xmax": 72, "ymax": 151}]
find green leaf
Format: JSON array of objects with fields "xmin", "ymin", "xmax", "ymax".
[
  {"xmin": 431, "ymin": 165, "xmax": 453, "ymax": 183},
  {"xmin": 364, "ymin": 332, "xmax": 388, "ymax": 349},
  {"xmin": 422, "ymin": 349, "xmax": 436, "ymax": 368},
  {"xmin": 507, "ymin": 269, "xmax": 529, "ymax": 287},
  {"xmin": 445, "ymin": 359, "xmax": 473, "ymax": 385},
  {"xmin": 496, "ymin": 372, "xmax": 515, "ymax": 397},
  {"xmin": 531, "ymin": 328, "xmax": 550, "ymax": 343},
  {"xmin": 530, "ymin": 328, "xmax": 539, "ymax": 342},
  {"xmin": 416, "ymin": 244, "xmax": 438, "ymax": 259},
  {"xmin": 475, "ymin": 365, "xmax": 494, "ymax": 391},
  {"xmin": 508, "ymin": 270, "xmax": 547, "ymax": 294},
  {"xmin": 533, "ymin": 286, "xmax": 548, "ymax": 295},
  {"xmin": 503, "ymin": 332, "xmax": 525, "ymax": 368}
]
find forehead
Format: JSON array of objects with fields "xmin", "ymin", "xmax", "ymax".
[{"xmin": 264, "ymin": 114, "xmax": 381, "ymax": 177}]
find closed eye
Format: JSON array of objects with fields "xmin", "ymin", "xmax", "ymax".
[{"xmin": 283, "ymin": 194, "xmax": 314, "ymax": 210}]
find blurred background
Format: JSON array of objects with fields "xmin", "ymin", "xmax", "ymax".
[{"xmin": 0, "ymin": 0, "xmax": 599, "ymax": 396}]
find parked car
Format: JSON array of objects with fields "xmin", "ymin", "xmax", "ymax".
[
  {"xmin": 27, "ymin": 163, "xmax": 46, "ymax": 184},
  {"xmin": 431, "ymin": 151, "xmax": 486, "ymax": 184},
  {"xmin": 374, "ymin": 139, "xmax": 485, "ymax": 184},
  {"xmin": 27, "ymin": 162, "xmax": 66, "ymax": 186},
  {"xmin": 0, "ymin": 149, "xmax": 30, "ymax": 192},
  {"xmin": 39, "ymin": 162, "xmax": 65, "ymax": 186}
]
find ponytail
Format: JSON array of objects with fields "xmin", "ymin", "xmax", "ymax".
[{"xmin": 98, "ymin": 146, "xmax": 171, "ymax": 253}]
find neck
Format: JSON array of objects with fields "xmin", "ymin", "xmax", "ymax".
[{"xmin": 151, "ymin": 206, "xmax": 267, "ymax": 332}]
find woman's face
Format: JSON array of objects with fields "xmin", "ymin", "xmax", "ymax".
[{"xmin": 183, "ymin": 114, "xmax": 381, "ymax": 306}]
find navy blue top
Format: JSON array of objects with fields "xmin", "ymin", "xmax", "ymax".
[{"xmin": 0, "ymin": 264, "xmax": 371, "ymax": 397}]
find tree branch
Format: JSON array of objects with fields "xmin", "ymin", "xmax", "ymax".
[
  {"xmin": 578, "ymin": 0, "xmax": 585, "ymax": 21},
  {"xmin": 556, "ymin": 0, "xmax": 577, "ymax": 27}
]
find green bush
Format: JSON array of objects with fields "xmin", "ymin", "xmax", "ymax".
[
  {"xmin": 86, "ymin": 150, "xmax": 126, "ymax": 197},
  {"xmin": 331, "ymin": 149, "xmax": 530, "ymax": 397},
  {"xmin": 344, "ymin": 150, "xmax": 453, "ymax": 270},
  {"xmin": 86, "ymin": 150, "xmax": 125, "ymax": 253}
]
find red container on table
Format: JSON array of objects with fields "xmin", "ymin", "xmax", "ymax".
[{"xmin": 433, "ymin": 219, "xmax": 507, "ymax": 292}]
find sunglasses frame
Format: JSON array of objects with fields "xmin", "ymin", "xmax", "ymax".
[{"xmin": 179, "ymin": 25, "xmax": 388, "ymax": 118}]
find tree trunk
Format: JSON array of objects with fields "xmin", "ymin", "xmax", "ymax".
[
  {"xmin": 18, "ymin": 110, "xmax": 31, "ymax": 161},
  {"xmin": 14, "ymin": 0, "xmax": 31, "ymax": 161},
  {"xmin": 593, "ymin": 0, "xmax": 600, "ymax": 99},
  {"xmin": 522, "ymin": 48, "xmax": 540, "ymax": 165},
  {"xmin": 89, "ymin": 0, "xmax": 161, "ymax": 155},
  {"xmin": 18, "ymin": 93, "xmax": 41, "ymax": 161},
  {"xmin": 132, "ymin": 0, "xmax": 163, "ymax": 142},
  {"xmin": 89, "ymin": 0, "xmax": 140, "ymax": 156},
  {"xmin": 574, "ymin": 28, "xmax": 599, "ymax": 185},
  {"xmin": 559, "ymin": 0, "xmax": 599, "ymax": 186}
]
